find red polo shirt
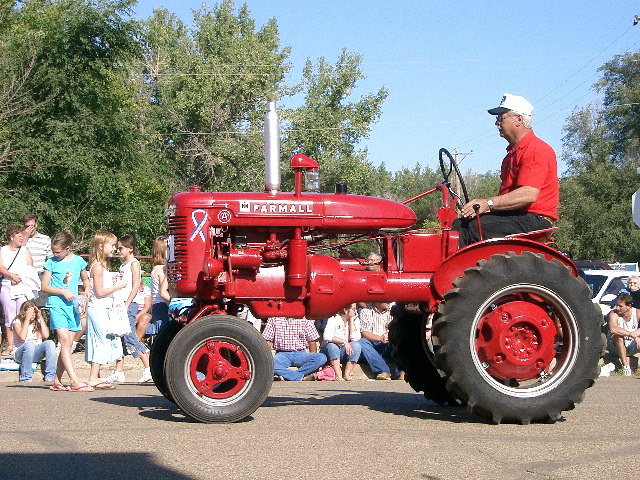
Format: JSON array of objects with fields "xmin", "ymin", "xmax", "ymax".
[{"xmin": 499, "ymin": 131, "xmax": 559, "ymax": 220}]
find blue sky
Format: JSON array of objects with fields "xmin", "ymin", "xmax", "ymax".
[{"xmin": 133, "ymin": 1, "xmax": 640, "ymax": 176}]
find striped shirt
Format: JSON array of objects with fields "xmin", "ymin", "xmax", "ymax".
[
  {"xmin": 262, "ymin": 317, "xmax": 319, "ymax": 352},
  {"xmin": 26, "ymin": 233, "xmax": 52, "ymax": 274},
  {"xmin": 360, "ymin": 306, "xmax": 392, "ymax": 336}
]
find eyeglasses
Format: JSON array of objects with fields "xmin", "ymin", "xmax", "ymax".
[{"xmin": 496, "ymin": 112, "xmax": 524, "ymax": 122}]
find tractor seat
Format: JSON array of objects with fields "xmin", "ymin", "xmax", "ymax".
[{"xmin": 504, "ymin": 227, "xmax": 558, "ymax": 243}]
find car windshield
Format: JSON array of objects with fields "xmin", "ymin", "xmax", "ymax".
[
  {"xmin": 604, "ymin": 278, "xmax": 628, "ymax": 297},
  {"xmin": 583, "ymin": 274, "xmax": 608, "ymax": 298},
  {"xmin": 583, "ymin": 274, "xmax": 629, "ymax": 300}
]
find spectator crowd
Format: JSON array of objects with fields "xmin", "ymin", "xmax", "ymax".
[{"xmin": 0, "ymin": 215, "xmax": 171, "ymax": 391}]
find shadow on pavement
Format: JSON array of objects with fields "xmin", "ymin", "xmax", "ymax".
[
  {"xmin": 91, "ymin": 394, "xmax": 199, "ymax": 423},
  {"xmin": 90, "ymin": 386, "xmax": 483, "ymax": 424},
  {"xmin": 262, "ymin": 388, "xmax": 484, "ymax": 424},
  {"xmin": 0, "ymin": 453, "xmax": 193, "ymax": 480}
]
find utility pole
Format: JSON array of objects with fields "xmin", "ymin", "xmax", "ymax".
[{"xmin": 453, "ymin": 149, "xmax": 473, "ymax": 200}]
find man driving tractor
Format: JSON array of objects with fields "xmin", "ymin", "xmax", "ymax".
[{"xmin": 453, "ymin": 93, "xmax": 558, "ymax": 247}]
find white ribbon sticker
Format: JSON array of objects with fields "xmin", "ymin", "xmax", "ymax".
[{"xmin": 190, "ymin": 209, "xmax": 208, "ymax": 242}]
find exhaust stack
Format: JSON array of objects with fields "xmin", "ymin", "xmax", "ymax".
[{"xmin": 264, "ymin": 101, "xmax": 281, "ymax": 195}]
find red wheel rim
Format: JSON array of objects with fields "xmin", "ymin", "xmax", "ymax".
[
  {"xmin": 476, "ymin": 299, "xmax": 558, "ymax": 382},
  {"xmin": 188, "ymin": 340, "xmax": 252, "ymax": 399}
]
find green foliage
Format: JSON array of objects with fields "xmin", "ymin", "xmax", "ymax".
[
  {"xmin": 0, "ymin": 0, "xmax": 157, "ymax": 250},
  {"xmin": 281, "ymin": 49, "xmax": 387, "ymax": 194},
  {"xmin": 140, "ymin": 1, "xmax": 290, "ymax": 193},
  {"xmin": 556, "ymin": 53, "xmax": 640, "ymax": 262}
]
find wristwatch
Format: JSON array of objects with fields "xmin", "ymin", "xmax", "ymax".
[
  {"xmin": 486, "ymin": 198, "xmax": 494, "ymax": 211},
  {"xmin": 487, "ymin": 198, "xmax": 493, "ymax": 212}
]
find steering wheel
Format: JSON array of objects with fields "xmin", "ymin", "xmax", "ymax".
[{"xmin": 439, "ymin": 147, "xmax": 469, "ymax": 207}]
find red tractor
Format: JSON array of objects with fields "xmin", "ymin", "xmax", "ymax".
[{"xmin": 152, "ymin": 102, "xmax": 602, "ymax": 424}]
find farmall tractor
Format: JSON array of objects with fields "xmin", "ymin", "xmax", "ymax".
[{"xmin": 152, "ymin": 102, "xmax": 602, "ymax": 424}]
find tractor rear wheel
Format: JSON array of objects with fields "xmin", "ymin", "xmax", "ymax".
[
  {"xmin": 389, "ymin": 304, "xmax": 459, "ymax": 405},
  {"xmin": 149, "ymin": 320, "xmax": 182, "ymax": 403},
  {"xmin": 165, "ymin": 315, "xmax": 273, "ymax": 423},
  {"xmin": 432, "ymin": 252, "xmax": 602, "ymax": 424}
]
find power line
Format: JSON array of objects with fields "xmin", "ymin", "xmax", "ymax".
[
  {"xmin": 456, "ymin": 23, "xmax": 639, "ymax": 151},
  {"xmin": 534, "ymin": 24, "xmax": 635, "ymax": 105}
]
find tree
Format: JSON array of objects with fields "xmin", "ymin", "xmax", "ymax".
[
  {"xmin": 140, "ymin": 1, "xmax": 290, "ymax": 193},
  {"xmin": 556, "ymin": 52, "xmax": 640, "ymax": 261},
  {"xmin": 0, "ymin": 0, "xmax": 392, "ymax": 253},
  {"xmin": 281, "ymin": 49, "xmax": 388, "ymax": 194}
]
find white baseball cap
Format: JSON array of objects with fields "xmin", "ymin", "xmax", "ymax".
[{"xmin": 487, "ymin": 93, "xmax": 534, "ymax": 116}]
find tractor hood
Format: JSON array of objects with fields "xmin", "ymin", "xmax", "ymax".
[{"xmin": 168, "ymin": 191, "xmax": 417, "ymax": 230}]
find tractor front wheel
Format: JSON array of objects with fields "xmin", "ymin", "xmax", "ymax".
[
  {"xmin": 165, "ymin": 315, "xmax": 273, "ymax": 423},
  {"xmin": 433, "ymin": 252, "xmax": 602, "ymax": 424}
]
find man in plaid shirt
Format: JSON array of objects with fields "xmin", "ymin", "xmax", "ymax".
[
  {"xmin": 359, "ymin": 302, "xmax": 403, "ymax": 380},
  {"xmin": 262, "ymin": 317, "xmax": 327, "ymax": 381}
]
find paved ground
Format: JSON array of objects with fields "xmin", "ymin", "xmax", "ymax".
[{"xmin": 0, "ymin": 372, "xmax": 638, "ymax": 480}]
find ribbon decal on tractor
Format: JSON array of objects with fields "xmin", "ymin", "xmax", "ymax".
[{"xmin": 190, "ymin": 209, "xmax": 208, "ymax": 242}]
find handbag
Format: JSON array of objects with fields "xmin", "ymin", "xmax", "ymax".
[
  {"xmin": 106, "ymin": 300, "xmax": 131, "ymax": 337},
  {"xmin": 0, "ymin": 246, "xmax": 21, "ymax": 282},
  {"xmin": 316, "ymin": 365, "xmax": 336, "ymax": 381},
  {"xmin": 105, "ymin": 272, "xmax": 131, "ymax": 337}
]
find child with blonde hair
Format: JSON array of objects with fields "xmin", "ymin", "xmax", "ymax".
[
  {"xmin": 41, "ymin": 231, "xmax": 91, "ymax": 391},
  {"xmin": 85, "ymin": 231, "xmax": 126, "ymax": 389},
  {"xmin": 103, "ymin": 235, "xmax": 152, "ymax": 383}
]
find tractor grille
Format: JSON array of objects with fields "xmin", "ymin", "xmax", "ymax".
[{"xmin": 167, "ymin": 214, "xmax": 188, "ymax": 282}]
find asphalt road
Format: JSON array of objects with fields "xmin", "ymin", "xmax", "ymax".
[{"xmin": 0, "ymin": 376, "xmax": 636, "ymax": 480}]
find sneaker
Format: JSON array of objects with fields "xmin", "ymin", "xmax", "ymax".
[
  {"xmin": 138, "ymin": 369, "xmax": 152, "ymax": 383},
  {"xmin": 302, "ymin": 373, "xmax": 317, "ymax": 381},
  {"xmin": 395, "ymin": 373, "xmax": 405, "ymax": 381},
  {"xmin": 623, "ymin": 365, "xmax": 633, "ymax": 377},
  {"xmin": 375, "ymin": 373, "xmax": 392, "ymax": 380},
  {"xmin": 103, "ymin": 371, "xmax": 126, "ymax": 383},
  {"xmin": 599, "ymin": 363, "xmax": 614, "ymax": 377}
]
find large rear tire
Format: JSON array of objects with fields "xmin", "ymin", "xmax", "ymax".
[
  {"xmin": 389, "ymin": 304, "xmax": 459, "ymax": 405},
  {"xmin": 165, "ymin": 315, "xmax": 274, "ymax": 423},
  {"xmin": 432, "ymin": 252, "xmax": 602, "ymax": 424},
  {"xmin": 149, "ymin": 320, "xmax": 182, "ymax": 403}
]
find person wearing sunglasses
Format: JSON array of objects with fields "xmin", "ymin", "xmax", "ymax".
[{"xmin": 453, "ymin": 94, "xmax": 558, "ymax": 247}]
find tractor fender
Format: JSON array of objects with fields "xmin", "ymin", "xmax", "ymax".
[{"xmin": 431, "ymin": 237, "xmax": 577, "ymax": 300}]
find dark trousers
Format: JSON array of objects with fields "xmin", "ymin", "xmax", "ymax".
[{"xmin": 452, "ymin": 211, "xmax": 553, "ymax": 248}]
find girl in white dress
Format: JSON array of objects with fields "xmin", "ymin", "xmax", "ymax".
[{"xmin": 85, "ymin": 231, "xmax": 126, "ymax": 389}]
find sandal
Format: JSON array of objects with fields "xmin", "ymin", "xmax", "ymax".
[
  {"xmin": 90, "ymin": 382, "xmax": 115, "ymax": 390},
  {"xmin": 69, "ymin": 384, "xmax": 95, "ymax": 392},
  {"xmin": 49, "ymin": 384, "xmax": 70, "ymax": 392}
]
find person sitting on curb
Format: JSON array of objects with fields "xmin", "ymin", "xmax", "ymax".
[
  {"xmin": 11, "ymin": 301, "xmax": 56, "ymax": 383},
  {"xmin": 262, "ymin": 316, "xmax": 327, "ymax": 381},
  {"xmin": 358, "ymin": 302, "xmax": 402, "ymax": 380},
  {"xmin": 607, "ymin": 293, "xmax": 640, "ymax": 376},
  {"xmin": 628, "ymin": 275, "xmax": 640, "ymax": 307},
  {"xmin": 321, "ymin": 303, "xmax": 362, "ymax": 381}
]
